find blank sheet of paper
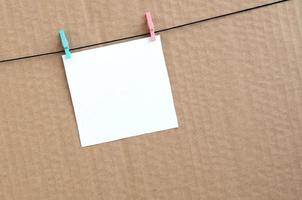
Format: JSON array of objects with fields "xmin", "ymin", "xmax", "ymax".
[{"xmin": 62, "ymin": 35, "xmax": 178, "ymax": 147}]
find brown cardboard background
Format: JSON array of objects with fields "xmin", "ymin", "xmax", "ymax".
[
  {"xmin": 0, "ymin": 0, "xmax": 281, "ymax": 60},
  {"xmin": 0, "ymin": 0, "xmax": 302, "ymax": 199}
]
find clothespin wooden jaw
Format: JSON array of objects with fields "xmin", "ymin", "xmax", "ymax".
[
  {"xmin": 59, "ymin": 29, "xmax": 71, "ymax": 59},
  {"xmin": 145, "ymin": 12, "xmax": 155, "ymax": 41}
]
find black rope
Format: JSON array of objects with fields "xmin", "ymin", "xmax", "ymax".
[{"xmin": 0, "ymin": 0, "xmax": 289, "ymax": 63}]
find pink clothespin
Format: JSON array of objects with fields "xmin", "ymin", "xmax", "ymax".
[{"xmin": 145, "ymin": 12, "xmax": 155, "ymax": 41}]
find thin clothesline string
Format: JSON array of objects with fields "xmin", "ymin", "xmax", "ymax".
[{"xmin": 0, "ymin": 0, "xmax": 289, "ymax": 64}]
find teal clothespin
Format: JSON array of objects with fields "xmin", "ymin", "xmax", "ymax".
[{"xmin": 59, "ymin": 29, "xmax": 71, "ymax": 59}]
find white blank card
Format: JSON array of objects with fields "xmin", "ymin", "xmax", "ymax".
[{"xmin": 62, "ymin": 35, "xmax": 178, "ymax": 147}]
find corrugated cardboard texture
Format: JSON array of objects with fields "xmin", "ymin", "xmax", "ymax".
[
  {"xmin": 0, "ymin": 0, "xmax": 281, "ymax": 60},
  {"xmin": 0, "ymin": 0, "xmax": 302, "ymax": 199}
]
